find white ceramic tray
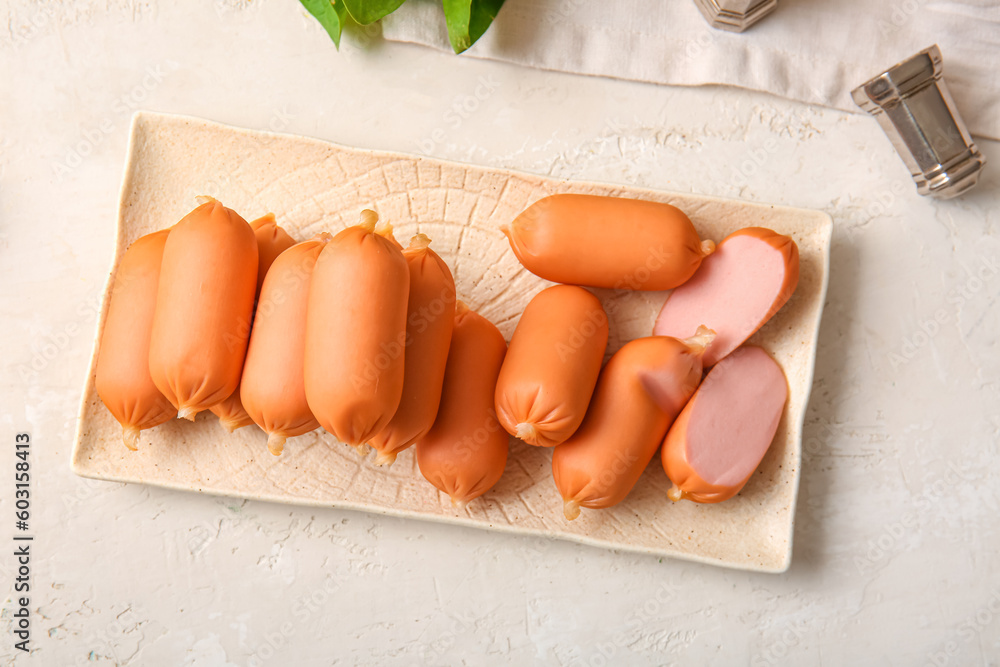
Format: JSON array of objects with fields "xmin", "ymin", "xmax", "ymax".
[{"xmin": 72, "ymin": 112, "xmax": 832, "ymax": 572}]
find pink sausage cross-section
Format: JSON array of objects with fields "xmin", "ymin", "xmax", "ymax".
[
  {"xmin": 661, "ymin": 345, "xmax": 788, "ymax": 504},
  {"xmin": 653, "ymin": 227, "xmax": 799, "ymax": 367}
]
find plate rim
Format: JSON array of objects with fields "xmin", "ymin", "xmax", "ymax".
[{"xmin": 71, "ymin": 110, "xmax": 834, "ymax": 574}]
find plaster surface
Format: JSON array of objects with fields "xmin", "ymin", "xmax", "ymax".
[{"xmin": 1, "ymin": 2, "xmax": 998, "ymax": 665}]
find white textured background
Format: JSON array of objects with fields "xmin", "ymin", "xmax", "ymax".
[{"xmin": 1, "ymin": 1, "xmax": 999, "ymax": 665}]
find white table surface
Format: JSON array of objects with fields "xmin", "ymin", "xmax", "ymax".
[{"xmin": 2, "ymin": 1, "xmax": 999, "ymax": 665}]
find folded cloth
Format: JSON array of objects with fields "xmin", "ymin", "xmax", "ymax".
[{"xmin": 382, "ymin": 0, "xmax": 1000, "ymax": 141}]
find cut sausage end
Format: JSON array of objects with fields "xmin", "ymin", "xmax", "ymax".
[
  {"xmin": 122, "ymin": 426, "xmax": 140, "ymax": 452},
  {"xmin": 689, "ymin": 347, "xmax": 786, "ymax": 487},
  {"xmin": 358, "ymin": 209, "xmax": 379, "ymax": 232},
  {"xmin": 218, "ymin": 417, "xmax": 247, "ymax": 434},
  {"xmin": 374, "ymin": 450, "xmax": 397, "ymax": 467},
  {"xmin": 654, "ymin": 228, "xmax": 799, "ymax": 367},
  {"xmin": 667, "ymin": 485, "xmax": 686, "ymax": 502},
  {"xmin": 407, "ymin": 233, "xmax": 432, "ymax": 251},
  {"xmin": 194, "ymin": 195, "xmax": 217, "ymax": 206},
  {"xmin": 177, "ymin": 406, "xmax": 199, "ymax": 422},
  {"xmin": 563, "ymin": 499, "xmax": 581, "ymax": 521},
  {"xmin": 700, "ymin": 239, "xmax": 716, "ymax": 256},
  {"xmin": 450, "ymin": 496, "xmax": 468, "ymax": 510},
  {"xmin": 359, "ymin": 208, "xmax": 396, "ymax": 240},
  {"xmin": 351, "ymin": 443, "xmax": 369, "ymax": 458},
  {"xmin": 682, "ymin": 325, "xmax": 717, "ymax": 357},
  {"xmin": 266, "ymin": 434, "xmax": 286, "ymax": 457},
  {"xmin": 515, "ymin": 422, "xmax": 539, "ymax": 443},
  {"xmin": 375, "ymin": 219, "xmax": 395, "ymax": 241},
  {"xmin": 662, "ymin": 346, "xmax": 788, "ymax": 502},
  {"xmin": 498, "ymin": 223, "xmax": 511, "ymax": 239}
]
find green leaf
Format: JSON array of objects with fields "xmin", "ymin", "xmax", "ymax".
[
  {"xmin": 442, "ymin": 0, "xmax": 504, "ymax": 54},
  {"xmin": 300, "ymin": 0, "xmax": 349, "ymax": 48},
  {"xmin": 342, "ymin": 0, "xmax": 408, "ymax": 25}
]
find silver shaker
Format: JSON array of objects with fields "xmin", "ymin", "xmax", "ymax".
[
  {"xmin": 852, "ymin": 45, "xmax": 985, "ymax": 199},
  {"xmin": 694, "ymin": 0, "xmax": 778, "ymax": 32}
]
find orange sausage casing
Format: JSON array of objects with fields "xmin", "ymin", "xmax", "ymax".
[
  {"xmin": 96, "ymin": 229, "xmax": 176, "ymax": 450},
  {"xmin": 502, "ymin": 194, "xmax": 715, "ymax": 291},
  {"xmin": 494, "ymin": 285, "xmax": 608, "ymax": 447},
  {"xmin": 209, "ymin": 382, "xmax": 256, "ymax": 433},
  {"xmin": 242, "ymin": 235, "xmax": 330, "ymax": 455},
  {"xmin": 148, "ymin": 198, "xmax": 258, "ymax": 420},
  {"xmin": 416, "ymin": 303, "xmax": 509, "ymax": 507},
  {"xmin": 250, "ymin": 213, "xmax": 296, "ymax": 293},
  {"xmin": 210, "ymin": 214, "xmax": 297, "ymax": 432},
  {"xmin": 662, "ymin": 345, "xmax": 788, "ymax": 504},
  {"xmin": 304, "ymin": 210, "xmax": 409, "ymax": 446},
  {"xmin": 369, "ymin": 234, "xmax": 456, "ymax": 466},
  {"xmin": 551, "ymin": 328, "xmax": 714, "ymax": 520}
]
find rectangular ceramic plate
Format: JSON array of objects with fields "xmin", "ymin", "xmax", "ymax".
[{"xmin": 72, "ymin": 112, "xmax": 831, "ymax": 573}]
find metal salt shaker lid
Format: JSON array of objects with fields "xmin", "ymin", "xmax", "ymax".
[
  {"xmin": 852, "ymin": 45, "xmax": 986, "ymax": 199},
  {"xmin": 694, "ymin": 0, "xmax": 778, "ymax": 32}
]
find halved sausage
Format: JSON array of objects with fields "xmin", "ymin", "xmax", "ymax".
[
  {"xmin": 662, "ymin": 345, "xmax": 788, "ymax": 504},
  {"xmin": 653, "ymin": 227, "xmax": 799, "ymax": 367},
  {"xmin": 494, "ymin": 285, "xmax": 608, "ymax": 447},
  {"xmin": 148, "ymin": 198, "xmax": 258, "ymax": 420},
  {"xmin": 369, "ymin": 234, "xmax": 456, "ymax": 466},
  {"xmin": 95, "ymin": 229, "xmax": 176, "ymax": 450},
  {"xmin": 415, "ymin": 303, "xmax": 508, "ymax": 507},
  {"xmin": 551, "ymin": 327, "xmax": 715, "ymax": 520},
  {"xmin": 502, "ymin": 194, "xmax": 715, "ymax": 290},
  {"xmin": 304, "ymin": 210, "xmax": 409, "ymax": 447}
]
